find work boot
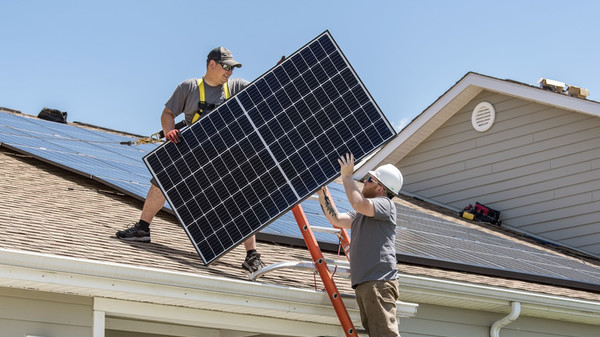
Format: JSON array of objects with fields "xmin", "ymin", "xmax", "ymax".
[
  {"xmin": 242, "ymin": 251, "xmax": 265, "ymax": 272},
  {"xmin": 116, "ymin": 222, "xmax": 151, "ymax": 242}
]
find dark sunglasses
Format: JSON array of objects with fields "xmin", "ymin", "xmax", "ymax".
[
  {"xmin": 367, "ymin": 176, "xmax": 381, "ymax": 185},
  {"xmin": 219, "ymin": 62, "xmax": 235, "ymax": 71}
]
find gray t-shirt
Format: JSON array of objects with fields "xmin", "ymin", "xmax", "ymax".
[
  {"xmin": 347, "ymin": 196, "xmax": 398, "ymax": 288},
  {"xmin": 165, "ymin": 77, "xmax": 250, "ymax": 125}
]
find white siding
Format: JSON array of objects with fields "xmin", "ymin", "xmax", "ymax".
[
  {"xmin": 399, "ymin": 303, "xmax": 599, "ymax": 337},
  {"xmin": 2, "ymin": 288, "xmax": 596, "ymax": 337},
  {"xmin": 0, "ymin": 288, "xmax": 92, "ymax": 337},
  {"xmin": 397, "ymin": 90, "xmax": 600, "ymax": 257}
]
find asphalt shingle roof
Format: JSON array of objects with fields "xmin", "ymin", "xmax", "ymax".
[{"xmin": 2, "ymin": 146, "xmax": 599, "ymax": 302}]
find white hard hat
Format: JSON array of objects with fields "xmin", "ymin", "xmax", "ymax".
[{"xmin": 368, "ymin": 164, "xmax": 403, "ymax": 195}]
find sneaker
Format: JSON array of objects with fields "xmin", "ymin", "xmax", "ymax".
[
  {"xmin": 116, "ymin": 222, "xmax": 151, "ymax": 242},
  {"xmin": 242, "ymin": 252, "xmax": 265, "ymax": 272}
]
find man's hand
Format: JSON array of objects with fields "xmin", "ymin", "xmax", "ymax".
[
  {"xmin": 338, "ymin": 152, "xmax": 375, "ymax": 216},
  {"xmin": 338, "ymin": 153, "xmax": 355, "ymax": 177},
  {"xmin": 165, "ymin": 129, "xmax": 181, "ymax": 143}
]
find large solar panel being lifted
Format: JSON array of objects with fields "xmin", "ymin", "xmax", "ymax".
[{"xmin": 144, "ymin": 31, "xmax": 396, "ymax": 264}]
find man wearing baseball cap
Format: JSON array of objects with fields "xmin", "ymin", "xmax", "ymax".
[
  {"xmin": 116, "ymin": 47, "xmax": 266, "ymax": 273},
  {"xmin": 208, "ymin": 46, "xmax": 242, "ymax": 68}
]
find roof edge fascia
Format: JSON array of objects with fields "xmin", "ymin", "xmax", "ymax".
[
  {"xmin": 466, "ymin": 73, "xmax": 600, "ymax": 116},
  {"xmin": 0, "ymin": 248, "xmax": 417, "ymax": 325},
  {"xmin": 398, "ymin": 272, "xmax": 600, "ymax": 325},
  {"xmin": 0, "ymin": 248, "xmax": 343, "ymax": 309},
  {"xmin": 2, "ymin": 249, "xmax": 597, "ymax": 325}
]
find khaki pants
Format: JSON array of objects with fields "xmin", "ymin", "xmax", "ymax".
[{"xmin": 354, "ymin": 279, "xmax": 400, "ymax": 337}]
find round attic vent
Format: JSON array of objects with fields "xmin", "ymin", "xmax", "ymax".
[{"xmin": 471, "ymin": 102, "xmax": 495, "ymax": 132}]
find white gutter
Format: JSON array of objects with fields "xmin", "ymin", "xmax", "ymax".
[
  {"xmin": 2, "ymin": 248, "xmax": 598, "ymax": 330},
  {"xmin": 0, "ymin": 248, "xmax": 418, "ymax": 336},
  {"xmin": 490, "ymin": 301, "xmax": 521, "ymax": 337},
  {"xmin": 397, "ymin": 272, "xmax": 600, "ymax": 325}
]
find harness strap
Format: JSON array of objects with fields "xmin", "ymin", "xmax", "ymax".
[{"xmin": 191, "ymin": 79, "xmax": 230, "ymax": 123}]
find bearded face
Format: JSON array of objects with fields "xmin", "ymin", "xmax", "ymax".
[{"xmin": 362, "ymin": 176, "xmax": 383, "ymax": 198}]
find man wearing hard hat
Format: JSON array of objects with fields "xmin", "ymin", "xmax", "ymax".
[{"xmin": 317, "ymin": 153, "xmax": 403, "ymax": 337}]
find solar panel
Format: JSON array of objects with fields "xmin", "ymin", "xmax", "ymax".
[
  {"xmin": 2, "ymin": 110, "xmax": 599, "ymax": 291},
  {"xmin": 394, "ymin": 203, "xmax": 600, "ymax": 291},
  {"xmin": 0, "ymin": 112, "xmax": 159, "ymax": 202},
  {"xmin": 143, "ymin": 31, "xmax": 396, "ymax": 265}
]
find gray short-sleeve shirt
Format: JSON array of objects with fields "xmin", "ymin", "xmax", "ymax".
[
  {"xmin": 347, "ymin": 196, "xmax": 398, "ymax": 288},
  {"xmin": 165, "ymin": 77, "xmax": 249, "ymax": 125}
]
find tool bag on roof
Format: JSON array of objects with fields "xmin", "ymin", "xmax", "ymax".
[
  {"xmin": 461, "ymin": 202, "xmax": 501, "ymax": 225},
  {"xmin": 38, "ymin": 107, "xmax": 68, "ymax": 123}
]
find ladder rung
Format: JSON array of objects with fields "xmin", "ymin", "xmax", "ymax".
[
  {"xmin": 323, "ymin": 258, "xmax": 350, "ymax": 268},
  {"xmin": 249, "ymin": 260, "xmax": 350, "ymax": 281},
  {"xmin": 311, "ymin": 226, "xmax": 342, "ymax": 234}
]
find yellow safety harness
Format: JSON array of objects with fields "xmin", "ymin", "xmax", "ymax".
[
  {"xmin": 122, "ymin": 78, "xmax": 231, "ymax": 146},
  {"xmin": 191, "ymin": 78, "xmax": 230, "ymax": 123}
]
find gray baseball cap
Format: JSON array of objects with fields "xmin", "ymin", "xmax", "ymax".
[{"xmin": 207, "ymin": 47, "xmax": 242, "ymax": 68}]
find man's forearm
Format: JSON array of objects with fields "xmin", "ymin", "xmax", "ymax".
[
  {"xmin": 342, "ymin": 175, "xmax": 364, "ymax": 206},
  {"xmin": 319, "ymin": 188, "xmax": 338, "ymax": 218},
  {"xmin": 161, "ymin": 107, "xmax": 176, "ymax": 134},
  {"xmin": 317, "ymin": 187, "xmax": 352, "ymax": 229}
]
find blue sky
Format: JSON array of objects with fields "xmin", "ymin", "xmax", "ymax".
[{"xmin": 2, "ymin": 1, "xmax": 599, "ymax": 136}]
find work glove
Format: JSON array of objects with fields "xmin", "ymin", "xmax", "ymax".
[{"xmin": 165, "ymin": 129, "xmax": 181, "ymax": 143}]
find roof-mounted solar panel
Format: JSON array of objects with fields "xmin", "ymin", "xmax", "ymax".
[{"xmin": 143, "ymin": 31, "xmax": 396, "ymax": 265}]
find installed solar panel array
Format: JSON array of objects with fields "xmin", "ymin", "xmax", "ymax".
[
  {"xmin": 144, "ymin": 31, "xmax": 395, "ymax": 264},
  {"xmin": 0, "ymin": 111, "xmax": 157, "ymax": 199},
  {"xmin": 301, "ymin": 186, "xmax": 600, "ymax": 290},
  {"xmin": 393, "ymin": 205, "xmax": 600, "ymax": 291},
  {"xmin": 2, "ymin": 111, "xmax": 599, "ymax": 291}
]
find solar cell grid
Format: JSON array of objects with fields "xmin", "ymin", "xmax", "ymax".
[
  {"xmin": 0, "ymin": 111, "xmax": 162, "ymax": 207},
  {"xmin": 394, "ymin": 201, "xmax": 600, "ymax": 288},
  {"xmin": 144, "ymin": 31, "xmax": 396, "ymax": 264}
]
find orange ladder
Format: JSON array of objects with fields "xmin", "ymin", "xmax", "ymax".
[
  {"xmin": 250, "ymin": 188, "xmax": 357, "ymax": 336},
  {"xmin": 291, "ymin": 201, "xmax": 357, "ymax": 337}
]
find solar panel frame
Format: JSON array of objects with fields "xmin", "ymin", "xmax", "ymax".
[{"xmin": 143, "ymin": 31, "xmax": 396, "ymax": 265}]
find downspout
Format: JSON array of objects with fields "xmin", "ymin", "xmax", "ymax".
[{"xmin": 490, "ymin": 301, "xmax": 521, "ymax": 337}]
